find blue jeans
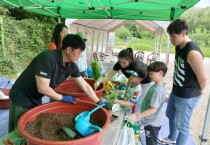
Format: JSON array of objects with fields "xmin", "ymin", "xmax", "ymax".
[{"xmin": 166, "ymin": 92, "xmax": 200, "ymax": 145}]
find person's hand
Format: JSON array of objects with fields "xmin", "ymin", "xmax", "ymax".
[
  {"xmin": 113, "ymin": 99, "xmax": 119, "ymax": 104},
  {"xmin": 127, "ymin": 114, "xmax": 139, "ymax": 122},
  {"xmin": 124, "ymin": 94, "xmax": 128, "ymax": 99},
  {"xmin": 97, "ymin": 100, "xmax": 112, "ymax": 110},
  {"xmin": 94, "ymin": 80, "xmax": 101, "ymax": 90},
  {"xmin": 61, "ymin": 96, "xmax": 79, "ymax": 104}
]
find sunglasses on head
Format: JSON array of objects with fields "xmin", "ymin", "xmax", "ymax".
[{"xmin": 126, "ymin": 70, "xmax": 141, "ymax": 78}]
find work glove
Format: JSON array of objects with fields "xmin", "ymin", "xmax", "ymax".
[
  {"xmin": 93, "ymin": 79, "xmax": 101, "ymax": 90},
  {"xmin": 97, "ymin": 100, "xmax": 112, "ymax": 110},
  {"xmin": 61, "ymin": 95, "xmax": 78, "ymax": 104}
]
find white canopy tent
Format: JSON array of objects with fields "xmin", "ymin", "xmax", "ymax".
[{"xmin": 65, "ymin": 19, "xmax": 170, "ymax": 65}]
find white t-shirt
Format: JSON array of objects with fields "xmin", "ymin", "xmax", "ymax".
[
  {"xmin": 125, "ymin": 83, "xmax": 142, "ymax": 115},
  {"xmin": 76, "ymin": 49, "xmax": 87, "ymax": 72}
]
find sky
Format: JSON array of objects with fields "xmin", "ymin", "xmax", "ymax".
[{"xmin": 194, "ymin": 0, "xmax": 210, "ymax": 8}]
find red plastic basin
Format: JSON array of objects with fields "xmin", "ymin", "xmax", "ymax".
[
  {"xmin": 55, "ymin": 79, "xmax": 104, "ymax": 102},
  {"xmin": 0, "ymin": 89, "xmax": 10, "ymax": 109},
  {"xmin": 18, "ymin": 101, "xmax": 110, "ymax": 145}
]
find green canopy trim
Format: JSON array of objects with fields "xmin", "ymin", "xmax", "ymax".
[{"xmin": 0, "ymin": 0, "xmax": 199, "ymax": 20}]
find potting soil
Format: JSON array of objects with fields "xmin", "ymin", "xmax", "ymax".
[{"xmin": 25, "ymin": 113, "xmax": 103, "ymax": 141}]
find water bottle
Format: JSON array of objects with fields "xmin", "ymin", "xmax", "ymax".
[
  {"xmin": 133, "ymin": 122, "xmax": 140, "ymax": 144},
  {"xmin": 127, "ymin": 121, "xmax": 141, "ymax": 145},
  {"xmin": 87, "ymin": 67, "xmax": 93, "ymax": 78}
]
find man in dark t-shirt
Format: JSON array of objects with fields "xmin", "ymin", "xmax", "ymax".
[{"xmin": 9, "ymin": 34, "xmax": 107, "ymax": 132}]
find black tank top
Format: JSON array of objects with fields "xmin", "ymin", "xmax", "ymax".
[{"xmin": 172, "ymin": 41, "xmax": 203, "ymax": 98}]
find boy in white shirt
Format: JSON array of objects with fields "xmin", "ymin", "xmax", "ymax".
[{"xmin": 112, "ymin": 61, "xmax": 147, "ymax": 115}]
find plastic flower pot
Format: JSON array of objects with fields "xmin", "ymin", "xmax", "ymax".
[
  {"xmin": 0, "ymin": 89, "xmax": 10, "ymax": 109},
  {"xmin": 55, "ymin": 79, "xmax": 104, "ymax": 102},
  {"xmin": 18, "ymin": 101, "xmax": 110, "ymax": 145}
]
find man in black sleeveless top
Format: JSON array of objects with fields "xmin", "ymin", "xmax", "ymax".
[{"xmin": 158, "ymin": 19, "xmax": 207, "ymax": 145}]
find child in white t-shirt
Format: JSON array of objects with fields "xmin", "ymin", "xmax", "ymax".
[
  {"xmin": 112, "ymin": 56, "xmax": 147, "ymax": 112},
  {"xmin": 112, "ymin": 63, "xmax": 147, "ymax": 134}
]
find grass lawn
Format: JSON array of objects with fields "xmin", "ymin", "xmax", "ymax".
[{"xmin": 114, "ymin": 37, "xmax": 210, "ymax": 57}]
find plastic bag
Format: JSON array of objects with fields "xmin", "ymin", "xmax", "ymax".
[
  {"xmin": 117, "ymin": 123, "xmax": 135, "ymax": 145},
  {"xmin": 110, "ymin": 74, "xmax": 128, "ymax": 85},
  {"xmin": 117, "ymin": 75, "xmax": 128, "ymax": 85}
]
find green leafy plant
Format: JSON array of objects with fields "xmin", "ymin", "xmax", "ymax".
[
  {"xmin": 110, "ymin": 93, "xmax": 118, "ymax": 100},
  {"xmin": 105, "ymin": 101, "xmax": 114, "ymax": 108},
  {"xmin": 91, "ymin": 61, "xmax": 101, "ymax": 80}
]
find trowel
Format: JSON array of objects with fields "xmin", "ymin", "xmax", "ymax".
[{"xmin": 62, "ymin": 127, "xmax": 82, "ymax": 139}]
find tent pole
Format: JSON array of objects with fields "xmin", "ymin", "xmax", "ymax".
[
  {"xmin": 106, "ymin": 31, "xmax": 110, "ymax": 53},
  {"xmin": 90, "ymin": 29, "xmax": 95, "ymax": 58},
  {"xmin": 200, "ymin": 94, "xmax": 210, "ymax": 145},
  {"xmin": 101, "ymin": 31, "xmax": 105, "ymax": 53},
  {"xmin": 165, "ymin": 34, "xmax": 170, "ymax": 65},
  {"xmin": 154, "ymin": 32, "xmax": 157, "ymax": 52},
  {"xmin": 157, "ymin": 28, "xmax": 162, "ymax": 60},
  {"xmin": 96, "ymin": 30, "xmax": 100, "ymax": 52}
]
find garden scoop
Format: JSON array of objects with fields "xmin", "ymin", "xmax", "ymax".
[
  {"xmin": 76, "ymin": 103, "xmax": 105, "ymax": 121},
  {"xmin": 75, "ymin": 104, "xmax": 105, "ymax": 136},
  {"xmin": 62, "ymin": 127, "xmax": 82, "ymax": 139}
]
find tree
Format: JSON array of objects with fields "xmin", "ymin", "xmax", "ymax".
[
  {"xmin": 189, "ymin": 28, "xmax": 210, "ymax": 47},
  {"xmin": 114, "ymin": 26, "xmax": 132, "ymax": 41},
  {"xmin": 180, "ymin": 7, "xmax": 210, "ymax": 32},
  {"xmin": 124, "ymin": 23, "xmax": 140, "ymax": 38},
  {"xmin": 0, "ymin": 6, "xmax": 56, "ymax": 77}
]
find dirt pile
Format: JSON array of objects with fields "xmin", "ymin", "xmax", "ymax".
[{"xmin": 25, "ymin": 113, "xmax": 103, "ymax": 141}]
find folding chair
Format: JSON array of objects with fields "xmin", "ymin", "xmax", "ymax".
[
  {"xmin": 93, "ymin": 52, "xmax": 111, "ymax": 62},
  {"xmin": 93, "ymin": 52, "xmax": 100, "ymax": 62},
  {"xmin": 146, "ymin": 52, "xmax": 159, "ymax": 65},
  {"xmin": 134, "ymin": 51, "xmax": 145, "ymax": 62}
]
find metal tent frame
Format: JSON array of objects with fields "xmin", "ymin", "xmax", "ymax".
[{"xmin": 65, "ymin": 19, "xmax": 170, "ymax": 65}]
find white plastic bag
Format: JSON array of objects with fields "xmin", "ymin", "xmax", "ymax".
[
  {"xmin": 0, "ymin": 90, "xmax": 9, "ymax": 99},
  {"xmin": 117, "ymin": 123, "xmax": 135, "ymax": 145},
  {"xmin": 112, "ymin": 104, "xmax": 122, "ymax": 112}
]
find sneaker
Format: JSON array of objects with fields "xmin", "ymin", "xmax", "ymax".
[{"xmin": 157, "ymin": 137, "xmax": 176, "ymax": 144}]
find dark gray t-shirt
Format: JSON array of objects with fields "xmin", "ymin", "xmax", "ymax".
[{"xmin": 140, "ymin": 84, "xmax": 166, "ymax": 127}]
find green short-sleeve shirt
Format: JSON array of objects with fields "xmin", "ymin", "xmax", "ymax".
[{"xmin": 140, "ymin": 84, "xmax": 166, "ymax": 127}]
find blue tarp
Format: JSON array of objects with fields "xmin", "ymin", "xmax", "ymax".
[{"xmin": 0, "ymin": 77, "xmax": 14, "ymax": 89}]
